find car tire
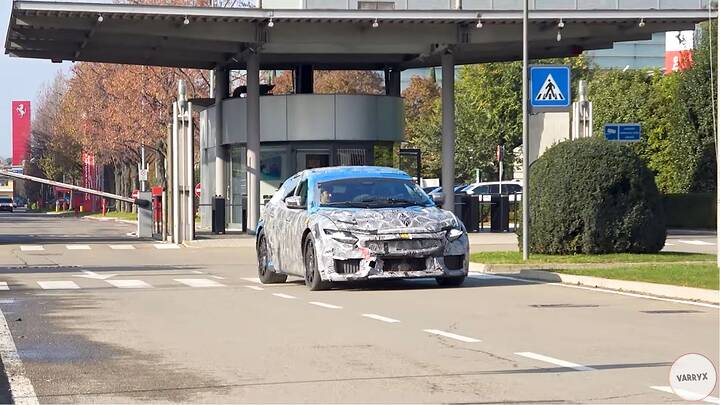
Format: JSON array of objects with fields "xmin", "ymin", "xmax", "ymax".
[
  {"xmin": 304, "ymin": 237, "xmax": 330, "ymax": 291},
  {"xmin": 435, "ymin": 275, "xmax": 466, "ymax": 287},
  {"xmin": 256, "ymin": 233, "xmax": 287, "ymax": 284}
]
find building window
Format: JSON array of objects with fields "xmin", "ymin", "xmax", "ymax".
[
  {"xmin": 337, "ymin": 148, "xmax": 367, "ymax": 166},
  {"xmin": 358, "ymin": 1, "xmax": 395, "ymax": 10}
]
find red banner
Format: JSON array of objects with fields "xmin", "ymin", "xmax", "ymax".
[
  {"xmin": 665, "ymin": 31, "xmax": 694, "ymax": 74},
  {"xmin": 11, "ymin": 101, "xmax": 30, "ymax": 166}
]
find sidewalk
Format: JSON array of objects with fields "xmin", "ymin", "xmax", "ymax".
[{"xmin": 470, "ymin": 262, "xmax": 719, "ymax": 305}]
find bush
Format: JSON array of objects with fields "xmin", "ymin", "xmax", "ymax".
[
  {"xmin": 520, "ymin": 137, "xmax": 666, "ymax": 254},
  {"xmin": 663, "ymin": 193, "xmax": 716, "ymax": 229}
]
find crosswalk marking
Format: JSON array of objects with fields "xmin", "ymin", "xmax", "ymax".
[
  {"xmin": 20, "ymin": 246, "xmax": 44, "ymax": 252},
  {"xmin": 0, "ymin": 282, "xmax": 8, "ymax": 291},
  {"xmin": 154, "ymin": 244, "xmax": 181, "ymax": 250},
  {"xmin": 174, "ymin": 278, "xmax": 224, "ymax": 288},
  {"xmin": 37, "ymin": 281, "xmax": 80, "ymax": 290},
  {"xmin": 664, "ymin": 242, "xmax": 675, "ymax": 246},
  {"xmin": 109, "ymin": 245, "xmax": 135, "ymax": 250},
  {"xmin": 362, "ymin": 313, "xmax": 400, "ymax": 323},
  {"xmin": 244, "ymin": 285, "xmax": 264, "ymax": 291},
  {"xmin": 66, "ymin": 245, "xmax": 91, "ymax": 250},
  {"xmin": 309, "ymin": 301, "xmax": 342, "ymax": 309},
  {"xmin": 272, "ymin": 293, "xmax": 297, "ymax": 299},
  {"xmin": 650, "ymin": 386, "xmax": 720, "ymax": 404},
  {"xmin": 515, "ymin": 352, "xmax": 595, "ymax": 371},
  {"xmin": 423, "ymin": 329, "xmax": 481, "ymax": 343},
  {"xmin": 677, "ymin": 239, "xmax": 715, "ymax": 246},
  {"xmin": 106, "ymin": 280, "xmax": 152, "ymax": 289}
]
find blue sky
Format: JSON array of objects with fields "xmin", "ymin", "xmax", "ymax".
[{"xmin": 0, "ymin": 1, "xmax": 110, "ymax": 161}]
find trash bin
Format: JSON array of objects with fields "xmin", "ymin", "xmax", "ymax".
[
  {"xmin": 212, "ymin": 196, "xmax": 226, "ymax": 234},
  {"xmin": 466, "ymin": 196, "xmax": 480, "ymax": 233},
  {"xmin": 490, "ymin": 194, "xmax": 510, "ymax": 232}
]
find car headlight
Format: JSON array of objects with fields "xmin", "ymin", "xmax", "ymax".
[
  {"xmin": 446, "ymin": 228, "xmax": 464, "ymax": 242},
  {"xmin": 324, "ymin": 229, "xmax": 358, "ymax": 244}
]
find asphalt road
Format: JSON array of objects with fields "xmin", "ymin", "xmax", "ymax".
[{"xmin": 0, "ymin": 213, "xmax": 717, "ymax": 403}]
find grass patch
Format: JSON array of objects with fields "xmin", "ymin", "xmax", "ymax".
[
  {"xmin": 551, "ymin": 264, "xmax": 719, "ymax": 290},
  {"xmin": 470, "ymin": 251, "xmax": 716, "ymax": 264},
  {"xmin": 89, "ymin": 211, "xmax": 138, "ymax": 221}
]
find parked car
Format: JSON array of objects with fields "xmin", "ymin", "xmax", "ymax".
[
  {"xmin": 427, "ymin": 184, "xmax": 470, "ymax": 200},
  {"xmin": 256, "ymin": 166, "xmax": 469, "ymax": 290},
  {"xmin": 463, "ymin": 180, "xmax": 523, "ymax": 197},
  {"xmin": 0, "ymin": 197, "xmax": 14, "ymax": 212}
]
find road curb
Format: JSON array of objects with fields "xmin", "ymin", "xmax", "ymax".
[
  {"xmin": 470, "ymin": 262, "xmax": 719, "ymax": 305},
  {"xmin": 183, "ymin": 238, "xmax": 255, "ymax": 248},
  {"xmin": 83, "ymin": 215, "xmax": 137, "ymax": 225}
]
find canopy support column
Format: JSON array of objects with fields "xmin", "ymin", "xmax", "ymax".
[
  {"xmin": 441, "ymin": 51, "xmax": 455, "ymax": 212},
  {"xmin": 246, "ymin": 51, "xmax": 261, "ymax": 234},
  {"xmin": 214, "ymin": 66, "xmax": 228, "ymax": 198}
]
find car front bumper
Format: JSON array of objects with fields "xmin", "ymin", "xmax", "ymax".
[{"xmin": 317, "ymin": 231, "xmax": 469, "ymax": 282}]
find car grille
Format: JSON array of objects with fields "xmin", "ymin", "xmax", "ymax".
[
  {"xmin": 444, "ymin": 255, "xmax": 464, "ymax": 270},
  {"xmin": 382, "ymin": 258, "xmax": 427, "ymax": 272},
  {"xmin": 365, "ymin": 239, "xmax": 442, "ymax": 255},
  {"xmin": 335, "ymin": 259, "xmax": 361, "ymax": 274}
]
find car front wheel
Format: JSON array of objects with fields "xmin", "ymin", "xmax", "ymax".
[
  {"xmin": 304, "ymin": 237, "xmax": 330, "ymax": 291},
  {"xmin": 257, "ymin": 233, "xmax": 287, "ymax": 284}
]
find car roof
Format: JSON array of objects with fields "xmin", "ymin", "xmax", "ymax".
[
  {"xmin": 301, "ymin": 166, "xmax": 412, "ymax": 182},
  {"xmin": 467, "ymin": 181, "xmax": 522, "ymax": 188}
]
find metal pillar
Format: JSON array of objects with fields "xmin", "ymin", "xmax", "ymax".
[
  {"xmin": 186, "ymin": 101, "xmax": 195, "ymax": 241},
  {"xmin": 246, "ymin": 51, "xmax": 261, "ymax": 234},
  {"xmin": 522, "ymin": 0, "xmax": 530, "ymax": 261},
  {"xmin": 295, "ymin": 65, "xmax": 314, "ymax": 94},
  {"xmin": 441, "ymin": 51, "xmax": 455, "ymax": 212},
  {"xmin": 387, "ymin": 69, "xmax": 401, "ymax": 97},
  {"xmin": 172, "ymin": 101, "xmax": 180, "ymax": 244},
  {"xmin": 214, "ymin": 66, "xmax": 227, "ymax": 197}
]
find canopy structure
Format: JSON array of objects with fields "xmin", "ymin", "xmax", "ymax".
[
  {"xmin": 4, "ymin": 1, "xmax": 715, "ymax": 70},
  {"xmin": 4, "ymin": 0, "xmax": 715, "ymax": 238}
]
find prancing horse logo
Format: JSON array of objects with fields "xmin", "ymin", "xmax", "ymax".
[{"xmin": 16, "ymin": 103, "xmax": 26, "ymax": 118}]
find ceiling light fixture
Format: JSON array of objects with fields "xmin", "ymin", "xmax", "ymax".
[
  {"xmin": 638, "ymin": 18, "xmax": 646, "ymax": 28},
  {"xmin": 268, "ymin": 17, "xmax": 274, "ymax": 27},
  {"xmin": 372, "ymin": 18, "xmax": 379, "ymax": 28},
  {"xmin": 556, "ymin": 30, "xmax": 562, "ymax": 42},
  {"xmin": 558, "ymin": 18, "xmax": 565, "ymax": 29},
  {"xmin": 476, "ymin": 18, "xmax": 483, "ymax": 28},
  {"xmin": 97, "ymin": 14, "xmax": 104, "ymax": 23},
  {"xmin": 183, "ymin": 16, "xmax": 190, "ymax": 25}
]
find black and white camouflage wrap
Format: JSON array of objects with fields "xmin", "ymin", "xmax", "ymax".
[{"xmin": 258, "ymin": 167, "xmax": 469, "ymax": 283}]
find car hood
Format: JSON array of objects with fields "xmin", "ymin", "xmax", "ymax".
[{"xmin": 318, "ymin": 206, "xmax": 459, "ymax": 234}]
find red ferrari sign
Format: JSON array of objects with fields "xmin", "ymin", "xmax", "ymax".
[
  {"xmin": 11, "ymin": 101, "xmax": 30, "ymax": 166},
  {"xmin": 195, "ymin": 183, "xmax": 201, "ymax": 198}
]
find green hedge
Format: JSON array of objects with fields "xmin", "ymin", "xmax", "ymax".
[
  {"xmin": 663, "ymin": 193, "xmax": 716, "ymax": 229},
  {"xmin": 520, "ymin": 137, "xmax": 666, "ymax": 254}
]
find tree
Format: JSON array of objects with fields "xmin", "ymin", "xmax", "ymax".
[{"xmin": 402, "ymin": 74, "xmax": 441, "ymax": 178}]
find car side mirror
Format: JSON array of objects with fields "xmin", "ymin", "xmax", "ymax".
[
  {"xmin": 285, "ymin": 196, "xmax": 304, "ymax": 209},
  {"xmin": 431, "ymin": 194, "xmax": 444, "ymax": 206}
]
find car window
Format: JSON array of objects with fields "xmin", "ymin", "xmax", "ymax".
[
  {"xmin": 475, "ymin": 185, "xmax": 489, "ymax": 195},
  {"xmin": 317, "ymin": 177, "xmax": 432, "ymax": 208},
  {"xmin": 0, "ymin": 197, "xmax": 11, "ymax": 203},
  {"xmin": 275, "ymin": 175, "xmax": 300, "ymax": 203},
  {"xmin": 487, "ymin": 184, "xmax": 499, "ymax": 194},
  {"xmin": 295, "ymin": 180, "xmax": 308, "ymax": 207}
]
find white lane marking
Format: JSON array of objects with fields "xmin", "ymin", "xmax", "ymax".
[
  {"xmin": 0, "ymin": 282, "xmax": 8, "ymax": 291},
  {"xmin": 651, "ymin": 386, "xmax": 720, "ymax": 404},
  {"xmin": 0, "ymin": 306, "xmax": 40, "ymax": 405},
  {"xmin": 191, "ymin": 270, "xmax": 204, "ymax": 274},
  {"xmin": 272, "ymin": 293, "xmax": 297, "ymax": 299},
  {"xmin": 362, "ymin": 313, "xmax": 400, "ymax": 323},
  {"xmin": 211, "ymin": 275, "xmax": 225, "ymax": 280},
  {"xmin": 241, "ymin": 277, "xmax": 262, "ymax": 284},
  {"xmin": 19, "ymin": 246, "xmax": 43, "ymax": 252},
  {"xmin": 174, "ymin": 278, "xmax": 225, "ymax": 288},
  {"xmin": 309, "ymin": 301, "xmax": 342, "ymax": 309},
  {"xmin": 678, "ymin": 239, "xmax": 715, "ymax": 246},
  {"xmin": 154, "ymin": 244, "xmax": 180, "ymax": 249},
  {"xmin": 423, "ymin": 329, "xmax": 481, "ymax": 343},
  {"xmin": 468, "ymin": 272, "xmax": 720, "ymax": 309},
  {"xmin": 106, "ymin": 280, "xmax": 152, "ymax": 289},
  {"xmin": 109, "ymin": 244, "xmax": 135, "ymax": 250},
  {"xmin": 66, "ymin": 244, "xmax": 91, "ymax": 250},
  {"xmin": 244, "ymin": 285, "xmax": 264, "ymax": 291},
  {"xmin": 73, "ymin": 270, "xmax": 116, "ymax": 280},
  {"xmin": 664, "ymin": 242, "xmax": 676, "ymax": 246},
  {"xmin": 515, "ymin": 352, "xmax": 595, "ymax": 371},
  {"xmin": 37, "ymin": 281, "xmax": 80, "ymax": 290}
]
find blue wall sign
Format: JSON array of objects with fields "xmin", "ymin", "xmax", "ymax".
[
  {"xmin": 604, "ymin": 123, "xmax": 641, "ymax": 142},
  {"xmin": 530, "ymin": 65, "xmax": 571, "ymax": 112}
]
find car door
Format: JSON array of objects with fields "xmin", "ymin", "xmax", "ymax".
[
  {"xmin": 266, "ymin": 175, "xmax": 300, "ymax": 273},
  {"xmin": 282, "ymin": 177, "xmax": 310, "ymax": 276}
]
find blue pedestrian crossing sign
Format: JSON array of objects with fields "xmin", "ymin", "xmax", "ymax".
[{"xmin": 530, "ymin": 65, "xmax": 571, "ymax": 112}]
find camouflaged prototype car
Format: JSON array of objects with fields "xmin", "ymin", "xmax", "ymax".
[{"xmin": 256, "ymin": 166, "xmax": 469, "ymax": 290}]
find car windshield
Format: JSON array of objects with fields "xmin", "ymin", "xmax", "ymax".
[
  {"xmin": 0, "ymin": 198, "xmax": 12, "ymax": 204},
  {"xmin": 317, "ymin": 177, "xmax": 433, "ymax": 208}
]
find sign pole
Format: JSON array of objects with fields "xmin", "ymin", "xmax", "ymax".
[{"xmin": 522, "ymin": 0, "xmax": 529, "ymax": 261}]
